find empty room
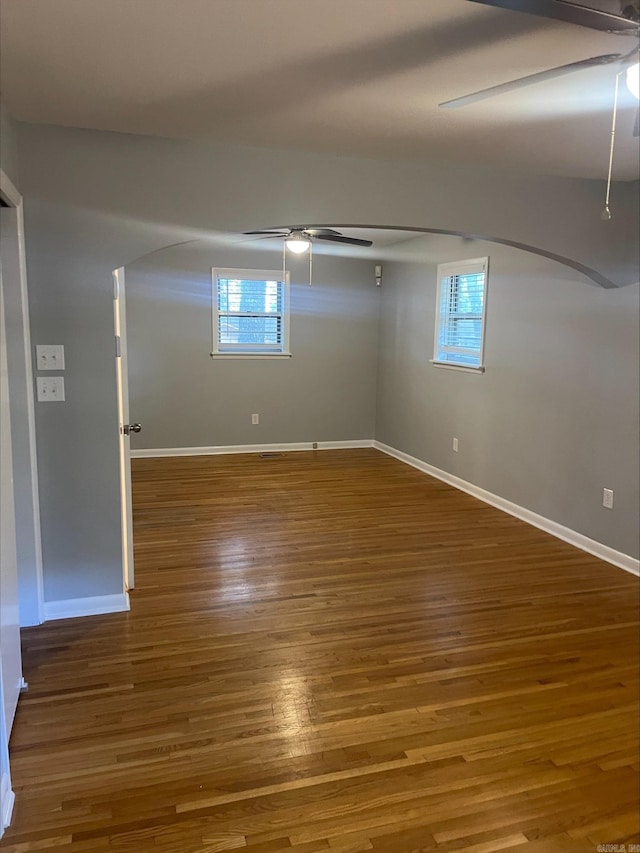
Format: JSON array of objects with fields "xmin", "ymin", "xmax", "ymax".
[{"xmin": 0, "ymin": 1, "xmax": 638, "ymax": 851}]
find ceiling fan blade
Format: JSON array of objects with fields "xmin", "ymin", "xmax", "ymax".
[
  {"xmin": 303, "ymin": 228, "xmax": 343, "ymax": 237},
  {"xmin": 316, "ymin": 234, "xmax": 373, "ymax": 247},
  {"xmin": 439, "ymin": 53, "xmax": 622, "ymax": 108},
  {"xmin": 466, "ymin": 0, "xmax": 640, "ymax": 34},
  {"xmin": 239, "ymin": 234, "xmax": 289, "ymax": 243},
  {"xmin": 243, "ymin": 230, "xmax": 289, "ymax": 236}
]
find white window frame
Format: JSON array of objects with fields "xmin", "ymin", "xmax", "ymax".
[
  {"xmin": 431, "ymin": 257, "xmax": 488, "ymax": 373},
  {"xmin": 211, "ymin": 268, "xmax": 291, "ymax": 359}
]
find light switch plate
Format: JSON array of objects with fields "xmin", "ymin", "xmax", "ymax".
[
  {"xmin": 37, "ymin": 376, "xmax": 65, "ymax": 402},
  {"xmin": 36, "ymin": 345, "xmax": 65, "ymax": 371}
]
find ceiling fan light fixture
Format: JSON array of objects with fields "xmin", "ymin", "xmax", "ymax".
[
  {"xmin": 285, "ymin": 233, "xmax": 311, "ymax": 254},
  {"xmin": 626, "ymin": 62, "xmax": 640, "ymax": 99}
]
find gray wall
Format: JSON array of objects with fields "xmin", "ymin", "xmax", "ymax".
[
  {"xmin": 126, "ymin": 243, "xmax": 379, "ymax": 448},
  {"xmin": 376, "ymin": 234, "xmax": 640, "ymax": 559},
  {"xmin": 14, "ymin": 123, "xmax": 640, "ymax": 604}
]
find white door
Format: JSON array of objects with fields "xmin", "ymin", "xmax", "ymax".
[
  {"xmin": 113, "ymin": 268, "xmax": 137, "ymax": 590},
  {"xmin": 0, "ymin": 252, "xmax": 23, "ymax": 741}
]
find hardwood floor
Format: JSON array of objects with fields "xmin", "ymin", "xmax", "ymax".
[{"xmin": 4, "ymin": 449, "xmax": 639, "ymax": 852}]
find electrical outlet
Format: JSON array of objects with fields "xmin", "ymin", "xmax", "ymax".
[
  {"xmin": 251, "ymin": 413, "xmax": 259, "ymax": 425},
  {"xmin": 36, "ymin": 376, "xmax": 65, "ymax": 402},
  {"xmin": 453, "ymin": 437, "xmax": 459, "ymax": 452},
  {"xmin": 602, "ymin": 488, "xmax": 614, "ymax": 509},
  {"xmin": 312, "ymin": 442, "xmax": 318, "ymax": 449},
  {"xmin": 36, "ymin": 344, "xmax": 65, "ymax": 371}
]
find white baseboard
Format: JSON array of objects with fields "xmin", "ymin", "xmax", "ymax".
[
  {"xmin": 131, "ymin": 440, "xmax": 374, "ymax": 459},
  {"xmin": 1, "ymin": 772, "xmax": 15, "ymax": 833},
  {"xmin": 43, "ymin": 592, "xmax": 131, "ymax": 622},
  {"xmin": 374, "ymin": 441, "xmax": 639, "ymax": 577}
]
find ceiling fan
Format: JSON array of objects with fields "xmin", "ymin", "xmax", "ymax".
[
  {"xmin": 243, "ymin": 227, "xmax": 373, "ymax": 253},
  {"xmin": 440, "ymin": 0, "xmax": 640, "ymax": 136}
]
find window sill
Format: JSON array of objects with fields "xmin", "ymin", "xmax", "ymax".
[
  {"xmin": 210, "ymin": 352, "xmax": 292, "ymax": 360},
  {"xmin": 430, "ymin": 360, "xmax": 485, "ymax": 374}
]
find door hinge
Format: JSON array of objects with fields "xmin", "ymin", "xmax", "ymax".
[{"xmin": 115, "ymin": 335, "xmax": 121, "ymax": 357}]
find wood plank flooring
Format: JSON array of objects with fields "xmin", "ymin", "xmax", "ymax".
[{"xmin": 4, "ymin": 449, "xmax": 639, "ymax": 852}]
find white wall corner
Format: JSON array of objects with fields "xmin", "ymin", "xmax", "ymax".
[
  {"xmin": 1, "ymin": 772, "xmax": 15, "ymax": 834},
  {"xmin": 131, "ymin": 440, "xmax": 375, "ymax": 458},
  {"xmin": 43, "ymin": 592, "xmax": 130, "ymax": 622},
  {"xmin": 374, "ymin": 441, "xmax": 639, "ymax": 578}
]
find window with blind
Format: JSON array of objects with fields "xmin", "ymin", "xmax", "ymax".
[
  {"xmin": 433, "ymin": 257, "xmax": 488, "ymax": 371},
  {"xmin": 212, "ymin": 268, "xmax": 290, "ymax": 356}
]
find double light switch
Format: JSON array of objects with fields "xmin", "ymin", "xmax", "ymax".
[
  {"xmin": 36, "ymin": 376, "xmax": 65, "ymax": 402},
  {"xmin": 36, "ymin": 344, "xmax": 65, "ymax": 371}
]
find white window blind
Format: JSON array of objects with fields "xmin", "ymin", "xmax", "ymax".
[
  {"xmin": 212, "ymin": 268, "xmax": 290, "ymax": 355},
  {"xmin": 433, "ymin": 257, "xmax": 488, "ymax": 370}
]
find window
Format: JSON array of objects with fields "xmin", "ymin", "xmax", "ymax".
[
  {"xmin": 433, "ymin": 257, "xmax": 488, "ymax": 371},
  {"xmin": 212, "ymin": 268, "xmax": 290, "ymax": 357}
]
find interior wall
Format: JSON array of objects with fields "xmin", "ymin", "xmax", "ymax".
[
  {"xmin": 15, "ymin": 122, "xmax": 640, "ymax": 604},
  {"xmin": 376, "ymin": 235, "xmax": 640, "ymax": 559},
  {"xmin": 126, "ymin": 243, "xmax": 379, "ymax": 450}
]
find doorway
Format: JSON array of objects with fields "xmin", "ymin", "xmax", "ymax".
[{"xmin": 0, "ymin": 166, "xmax": 43, "ymax": 834}]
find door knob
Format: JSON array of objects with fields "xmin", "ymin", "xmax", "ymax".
[{"xmin": 123, "ymin": 423, "xmax": 142, "ymax": 435}]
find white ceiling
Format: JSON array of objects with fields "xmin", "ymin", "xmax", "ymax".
[{"xmin": 1, "ymin": 0, "xmax": 638, "ymax": 180}]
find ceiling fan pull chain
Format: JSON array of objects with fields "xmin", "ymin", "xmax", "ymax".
[
  {"xmin": 601, "ymin": 70, "xmax": 622, "ymax": 220},
  {"xmin": 282, "ymin": 237, "xmax": 286, "ymax": 288}
]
